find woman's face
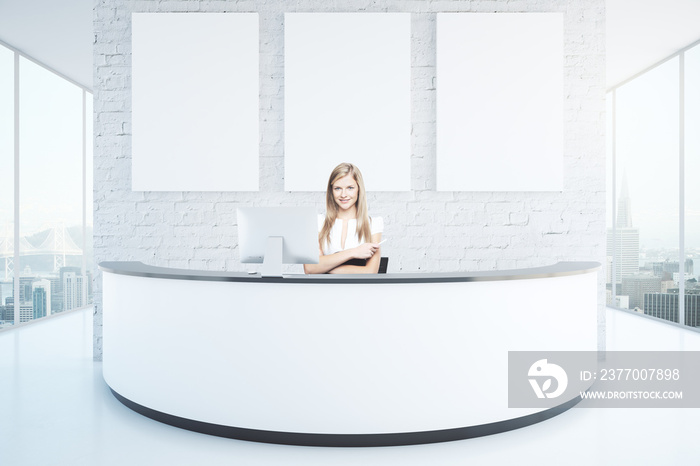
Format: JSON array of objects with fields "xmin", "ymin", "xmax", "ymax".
[{"xmin": 332, "ymin": 174, "xmax": 358, "ymax": 212}]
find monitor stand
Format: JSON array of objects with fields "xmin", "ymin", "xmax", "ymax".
[{"xmin": 261, "ymin": 236, "xmax": 283, "ymax": 278}]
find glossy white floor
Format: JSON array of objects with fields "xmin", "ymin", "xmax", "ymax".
[{"xmin": 1, "ymin": 307, "xmax": 699, "ymax": 466}]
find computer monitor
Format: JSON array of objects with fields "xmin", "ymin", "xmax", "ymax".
[{"xmin": 237, "ymin": 207, "xmax": 319, "ymax": 277}]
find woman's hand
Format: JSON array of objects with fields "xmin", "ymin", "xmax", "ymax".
[{"xmin": 353, "ymin": 242, "xmax": 380, "ymax": 260}]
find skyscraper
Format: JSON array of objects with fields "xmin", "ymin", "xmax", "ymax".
[
  {"xmin": 616, "ymin": 173, "xmax": 633, "ymax": 229},
  {"xmin": 644, "ymin": 291, "xmax": 700, "ymax": 327},
  {"xmin": 19, "ymin": 304, "xmax": 33, "ymax": 323},
  {"xmin": 651, "ymin": 259, "xmax": 693, "ymax": 277},
  {"xmin": 63, "ymin": 272, "xmax": 87, "ymax": 311},
  {"xmin": 622, "ymin": 274, "xmax": 661, "ymax": 309},
  {"xmin": 19, "ymin": 275, "xmax": 35, "ymax": 304},
  {"xmin": 49, "ymin": 276, "xmax": 62, "ymax": 313},
  {"xmin": 76, "ymin": 275, "xmax": 87, "ymax": 307},
  {"xmin": 60, "ymin": 267, "xmax": 82, "ymax": 312},
  {"xmin": 607, "ymin": 174, "xmax": 640, "ymax": 284},
  {"xmin": 32, "ymin": 279, "xmax": 52, "ymax": 319}
]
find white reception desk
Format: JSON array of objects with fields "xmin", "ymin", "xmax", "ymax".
[{"xmin": 100, "ymin": 261, "xmax": 599, "ymax": 447}]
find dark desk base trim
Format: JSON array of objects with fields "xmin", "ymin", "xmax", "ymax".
[{"xmin": 109, "ymin": 386, "xmax": 580, "ymax": 447}]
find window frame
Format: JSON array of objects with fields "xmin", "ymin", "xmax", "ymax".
[
  {"xmin": 607, "ymin": 38, "xmax": 700, "ymax": 332},
  {"xmin": 0, "ymin": 39, "xmax": 93, "ymax": 329}
]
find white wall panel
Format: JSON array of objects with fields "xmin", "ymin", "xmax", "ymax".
[
  {"xmin": 132, "ymin": 13, "xmax": 259, "ymax": 191},
  {"xmin": 437, "ymin": 13, "xmax": 564, "ymax": 191},
  {"xmin": 284, "ymin": 13, "xmax": 411, "ymax": 191},
  {"xmin": 94, "ymin": 1, "xmax": 607, "ymax": 360}
]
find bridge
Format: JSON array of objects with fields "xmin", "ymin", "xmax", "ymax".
[{"xmin": 0, "ymin": 224, "xmax": 83, "ymax": 279}]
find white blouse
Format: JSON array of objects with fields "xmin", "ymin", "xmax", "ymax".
[{"xmin": 317, "ymin": 214, "xmax": 384, "ymax": 256}]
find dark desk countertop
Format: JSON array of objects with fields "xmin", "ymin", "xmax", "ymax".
[{"xmin": 99, "ymin": 261, "xmax": 601, "ymax": 284}]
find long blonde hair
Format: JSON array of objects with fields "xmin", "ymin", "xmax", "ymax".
[{"xmin": 320, "ymin": 163, "xmax": 372, "ymax": 250}]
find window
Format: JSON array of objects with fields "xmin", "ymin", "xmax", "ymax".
[
  {"xmin": 608, "ymin": 42, "xmax": 700, "ymax": 330},
  {"xmin": 0, "ymin": 42, "xmax": 92, "ymax": 328},
  {"xmin": 684, "ymin": 44, "xmax": 700, "ymax": 327}
]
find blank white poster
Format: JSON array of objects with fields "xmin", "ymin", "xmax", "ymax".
[
  {"xmin": 436, "ymin": 13, "xmax": 564, "ymax": 192},
  {"xmin": 284, "ymin": 13, "xmax": 411, "ymax": 192},
  {"xmin": 132, "ymin": 13, "xmax": 259, "ymax": 191}
]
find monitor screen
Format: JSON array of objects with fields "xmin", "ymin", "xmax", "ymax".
[{"xmin": 237, "ymin": 207, "xmax": 319, "ymax": 276}]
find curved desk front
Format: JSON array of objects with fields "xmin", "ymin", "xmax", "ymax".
[{"xmin": 100, "ymin": 261, "xmax": 599, "ymax": 447}]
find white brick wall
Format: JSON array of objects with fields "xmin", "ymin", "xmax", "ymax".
[{"xmin": 93, "ymin": 0, "xmax": 607, "ymax": 359}]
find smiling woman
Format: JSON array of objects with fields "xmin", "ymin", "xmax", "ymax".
[{"xmin": 303, "ymin": 163, "xmax": 383, "ymax": 274}]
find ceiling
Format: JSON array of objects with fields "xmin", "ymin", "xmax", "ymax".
[
  {"xmin": 606, "ymin": 0, "xmax": 700, "ymax": 89},
  {"xmin": 0, "ymin": 0, "xmax": 93, "ymax": 89},
  {"xmin": 0, "ymin": 0, "xmax": 699, "ymax": 92}
]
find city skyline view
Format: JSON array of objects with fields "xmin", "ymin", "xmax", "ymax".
[
  {"xmin": 607, "ymin": 40, "xmax": 699, "ymax": 329},
  {"xmin": 1, "ymin": 41, "xmax": 93, "ymax": 327}
]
